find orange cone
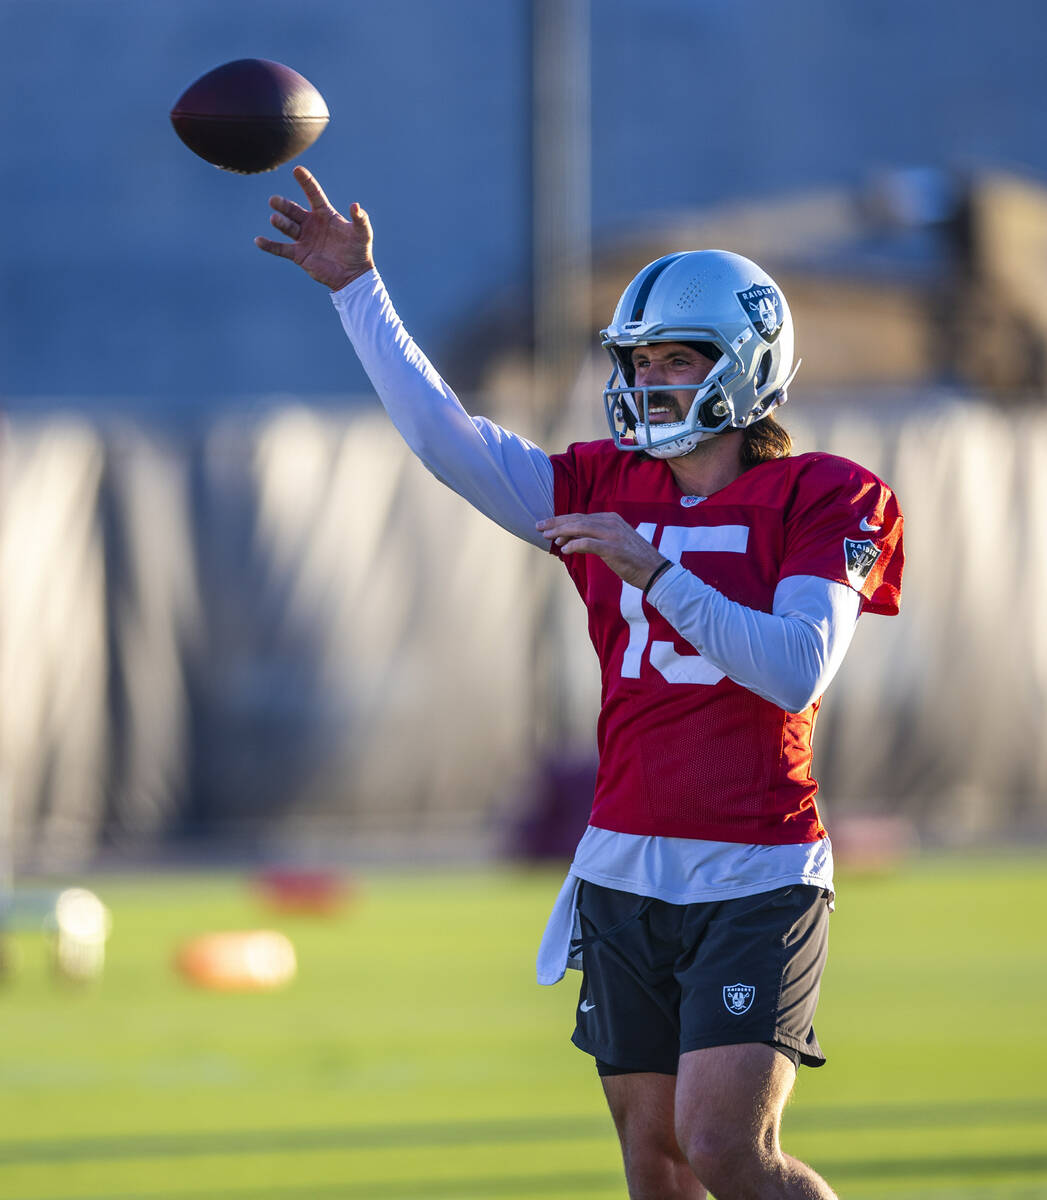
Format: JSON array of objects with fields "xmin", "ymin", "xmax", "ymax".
[{"xmin": 175, "ymin": 930, "xmax": 297, "ymax": 991}]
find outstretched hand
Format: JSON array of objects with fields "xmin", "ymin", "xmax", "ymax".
[
  {"xmin": 537, "ymin": 512, "xmax": 668, "ymax": 590},
  {"xmin": 255, "ymin": 165, "xmax": 375, "ymax": 291}
]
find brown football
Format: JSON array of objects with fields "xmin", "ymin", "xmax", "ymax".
[{"xmin": 170, "ymin": 58, "xmax": 329, "ymax": 174}]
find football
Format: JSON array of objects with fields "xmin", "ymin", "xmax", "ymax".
[{"xmin": 170, "ymin": 58, "xmax": 329, "ymax": 174}]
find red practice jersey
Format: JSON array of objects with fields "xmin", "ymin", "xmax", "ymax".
[{"xmin": 550, "ymin": 443, "xmax": 904, "ymax": 845}]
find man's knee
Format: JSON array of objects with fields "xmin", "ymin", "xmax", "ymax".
[
  {"xmin": 674, "ymin": 1043, "xmax": 792, "ymax": 1191},
  {"xmin": 677, "ymin": 1115, "xmax": 773, "ymax": 1194},
  {"xmin": 616, "ymin": 1116, "xmax": 691, "ymax": 1193},
  {"xmin": 626, "ymin": 1154, "xmax": 698, "ymax": 1199},
  {"xmin": 622, "ymin": 1140, "xmax": 707, "ymax": 1200},
  {"xmin": 603, "ymin": 1078, "xmax": 706, "ymax": 1199}
]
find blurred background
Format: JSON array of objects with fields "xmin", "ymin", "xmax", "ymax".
[
  {"xmin": 2, "ymin": 4, "xmax": 1047, "ymax": 1199},
  {"xmin": 1, "ymin": 0, "xmax": 1046, "ymax": 872}
]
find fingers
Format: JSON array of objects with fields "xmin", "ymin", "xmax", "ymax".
[
  {"xmin": 269, "ymin": 210, "xmax": 301, "ymax": 239},
  {"xmin": 537, "ymin": 515, "xmax": 611, "ymax": 552},
  {"xmin": 254, "ymin": 235, "xmax": 295, "ymax": 259},
  {"xmin": 271, "ymin": 178, "xmax": 370, "ymax": 238},
  {"xmin": 536, "ymin": 513, "xmax": 662, "ymax": 588},
  {"xmin": 537, "ymin": 514, "xmax": 582, "ymax": 544},
  {"xmin": 293, "ymin": 165, "xmax": 332, "ymax": 211},
  {"xmin": 550, "ymin": 535, "xmax": 602, "ymax": 555},
  {"xmin": 537, "ymin": 512, "xmax": 626, "ymax": 540},
  {"xmin": 537, "ymin": 513, "xmax": 580, "ymax": 535},
  {"xmin": 268, "ymin": 194, "xmax": 309, "ymax": 223}
]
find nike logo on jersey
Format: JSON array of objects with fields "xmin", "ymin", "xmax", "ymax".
[
  {"xmin": 859, "ymin": 516, "xmax": 881, "ymax": 533},
  {"xmin": 580, "ymin": 998, "xmax": 597, "ymax": 1013}
]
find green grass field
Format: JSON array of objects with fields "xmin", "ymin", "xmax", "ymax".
[{"xmin": 0, "ymin": 851, "xmax": 1044, "ymax": 1199}]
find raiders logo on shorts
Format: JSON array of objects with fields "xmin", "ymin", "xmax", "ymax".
[{"xmin": 723, "ymin": 982, "xmax": 756, "ymax": 1015}]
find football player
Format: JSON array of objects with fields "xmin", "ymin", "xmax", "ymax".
[{"xmin": 257, "ymin": 166, "xmax": 904, "ymax": 1200}]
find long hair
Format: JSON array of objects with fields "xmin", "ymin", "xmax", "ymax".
[{"xmin": 740, "ymin": 412, "xmax": 792, "ymax": 468}]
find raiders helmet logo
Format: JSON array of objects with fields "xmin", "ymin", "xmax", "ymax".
[
  {"xmin": 735, "ymin": 284, "xmax": 784, "ymax": 343},
  {"xmin": 844, "ymin": 537, "xmax": 882, "ymax": 590},
  {"xmin": 723, "ymin": 982, "xmax": 756, "ymax": 1015}
]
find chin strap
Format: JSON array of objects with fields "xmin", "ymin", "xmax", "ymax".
[
  {"xmin": 743, "ymin": 357, "xmax": 802, "ymax": 426},
  {"xmin": 779, "ymin": 357, "xmax": 802, "ymax": 394}
]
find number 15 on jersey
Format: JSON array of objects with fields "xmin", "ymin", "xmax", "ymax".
[{"xmin": 620, "ymin": 523, "xmax": 748, "ymax": 685}]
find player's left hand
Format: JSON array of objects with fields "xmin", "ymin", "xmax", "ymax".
[{"xmin": 537, "ymin": 512, "xmax": 668, "ymax": 589}]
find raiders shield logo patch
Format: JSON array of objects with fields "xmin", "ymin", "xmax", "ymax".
[
  {"xmin": 735, "ymin": 284, "xmax": 784, "ymax": 343},
  {"xmin": 723, "ymin": 982, "xmax": 756, "ymax": 1015},
  {"xmin": 844, "ymin": 537, "xmax": 881, "ymax": 590}
]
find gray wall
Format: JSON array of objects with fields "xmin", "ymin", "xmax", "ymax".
[{"xmin": 2, "ymin": 0, "xmax": 1046, "ymax": 411}]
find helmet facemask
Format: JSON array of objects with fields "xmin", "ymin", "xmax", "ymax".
[{"xmin": 603, "ymin": 330, "xmax": 765, "ymax": 460}]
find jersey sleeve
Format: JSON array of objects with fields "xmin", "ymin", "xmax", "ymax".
[
  {"xmin": 548, "ymin": 442, "xmax": 621, "ymax": 566},
  {"xmin": 550, "ymin": 442, "xmax": 585, "ymax": 518},
  {"xmin": 781, "ymin": 456, "xmax": 903, "ymax": 616}
]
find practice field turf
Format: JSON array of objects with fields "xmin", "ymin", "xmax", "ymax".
[{"xmin": 0, "ymin": 851, "xmax": 1044, "ymax": 1199}]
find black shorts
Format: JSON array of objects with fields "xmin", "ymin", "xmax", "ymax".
[{"xmin": 571, "ymin": 880, "xmax": 830, "ymax": 1075}]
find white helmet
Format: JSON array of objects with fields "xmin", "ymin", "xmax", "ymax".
[{"xmin": 601, "ymin": 250, "xmax": 800, "ymax": 459}]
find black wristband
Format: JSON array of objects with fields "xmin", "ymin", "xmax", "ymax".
[{"xmin": 642, "ymin": 559, "xmax": 672, "ymax": 596}]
